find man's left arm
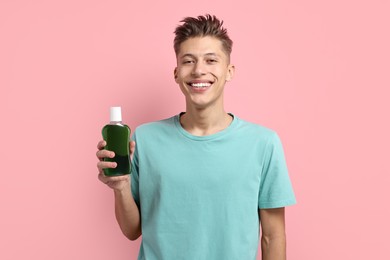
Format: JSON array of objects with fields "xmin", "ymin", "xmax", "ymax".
[{"xmin": 259, "ymin": 207, "xmax": 286, "ymax": 260}]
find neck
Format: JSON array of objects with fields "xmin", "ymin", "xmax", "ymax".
[{"xmin": 180, "ymin": 103, "xmax": 232, "ymax": 136}]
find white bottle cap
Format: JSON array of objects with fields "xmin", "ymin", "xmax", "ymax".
[{"xmin": 110, "ymin": 106, "xmax": 122, "ymax": 122}]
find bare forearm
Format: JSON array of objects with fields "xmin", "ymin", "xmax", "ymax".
[
  {"xmin": 261, "ymin": 233, "xmax": 286, "ymax": 260},
  {"xmin": 114, "ymin": 187, "xmax": 141, "ymax": 240}
]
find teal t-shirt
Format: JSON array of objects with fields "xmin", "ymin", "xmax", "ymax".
[{"xmin": 131, "ymin": 114, "xmax": 296, "ymax": 260}]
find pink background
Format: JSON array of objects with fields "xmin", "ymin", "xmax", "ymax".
[{"xmin": 1, "ymin": 0, "xmax": 389, "ymax": 259}]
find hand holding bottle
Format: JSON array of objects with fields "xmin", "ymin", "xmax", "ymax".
[{"xmin": 96, "ymin": 140, "xmax": 136, "ymax": 191}]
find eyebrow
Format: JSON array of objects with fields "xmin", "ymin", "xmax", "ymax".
[{"xmin": 180, "ymin": 53, "xmax": 220, "ymax": 59}]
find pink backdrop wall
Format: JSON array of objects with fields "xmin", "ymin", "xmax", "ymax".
[{"xmin": 1, "ymin": 0, "xmax": 389, "ymax": 259}]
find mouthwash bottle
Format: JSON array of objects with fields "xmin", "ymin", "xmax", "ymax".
[{"xmin": 102, "ymin": 107, "xmax": 131, "ymax": 176}]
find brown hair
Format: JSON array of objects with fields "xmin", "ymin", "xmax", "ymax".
[{"xmin": 173, "ymin": 14, "xmax": 233, "ymax": 58}]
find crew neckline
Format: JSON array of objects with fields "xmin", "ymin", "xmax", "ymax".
[{"xmin": 174, "ymin": 112, "xmax": 238, "ymax": 141}]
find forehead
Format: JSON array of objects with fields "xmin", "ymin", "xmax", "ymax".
[{"xmin": 177, "ymin": 36, "xmax": 227, "ymax": 58}]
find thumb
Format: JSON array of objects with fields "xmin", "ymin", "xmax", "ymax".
[{"xmin": 130, "ymin": 140, "xmax": 136, "ymax": 160}]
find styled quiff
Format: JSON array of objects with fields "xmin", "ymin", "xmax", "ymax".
[{"xmin": 173, "ymin": 14, "xmax": 233, "ymax": 58}]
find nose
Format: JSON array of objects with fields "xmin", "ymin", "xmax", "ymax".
[{"xmin": 191, "ymin": 62, "xmax": 206, "ymax": 77}]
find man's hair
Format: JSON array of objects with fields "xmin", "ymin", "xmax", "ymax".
[{"xmin": 173, "ymin": 14, "xmax": 233, "ymax": 58}]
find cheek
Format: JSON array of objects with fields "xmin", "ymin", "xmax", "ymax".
[
  {"xmin": 176, "ymin": 68, "xmax": 188, "ymax": 78},
  {"xmin": 210, "ymin": 68, "xmax": 227, "ymax": 79}
]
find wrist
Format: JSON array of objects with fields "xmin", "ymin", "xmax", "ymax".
[{"xmin": 114, "ymin": 185, "xmax": 131, "ymax": 196}]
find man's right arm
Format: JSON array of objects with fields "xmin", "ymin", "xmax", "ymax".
[
  {"xmin": 114, "ymin": 183, "xmax": 141, "ymax": 240},
  {"xmin": 96, "ymin": 140, "xmax": 141, "ymax": 241}
]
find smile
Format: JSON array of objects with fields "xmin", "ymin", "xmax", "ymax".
[
  {"xmin": 191, "ymin": 83, "xmax": 211, "ymax": 88},
  {"xmin": 187, "ymin": 81, "xmax": 213, "ymax": 89}
]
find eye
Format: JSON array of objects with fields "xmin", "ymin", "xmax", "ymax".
[
  {"xmin": 182, "ymin": 60, "xmax": 194, "ymax": 64},
  {"xmin": 207, "ymin": 59, "xmax": 218, "ymax": 63}
]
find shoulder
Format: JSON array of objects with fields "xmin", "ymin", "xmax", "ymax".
[
  {"xmin": 133, "ymin": 115, "xmax": 177, "ymax": 138},
  {"xmin": 233, "ymin": 115, "xmax": 279, "ymax": 142}
]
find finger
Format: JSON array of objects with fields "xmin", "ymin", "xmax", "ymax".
[
  {"xmin": 130, "ymin": 141, "xmax": 136, "ymax": 159},
  {"xmin": 96, "ymin": 149, "xmax": 115, "ymax": 160},
  {"xmin": 97, "ymin": 140, "xmax": 107, "ymax": 150},
  {"xmin": 98, "ymin": 173, "xmax": 107, "ymax": 183},
  {"xmin": 97, "ymin": 161, "xmax": 117, "ymax": 170},
  {"xmin": 107, "ymin": 175, "xmax": 130, "ymax": 182}
]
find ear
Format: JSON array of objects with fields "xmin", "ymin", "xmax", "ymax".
[
  {"xmin": 174, "ymin": 67, "xmax": 178, "ymax": 83},
  {"xmin": 225, "ymin": 64, "xmax": 235, "ymax": 82}
]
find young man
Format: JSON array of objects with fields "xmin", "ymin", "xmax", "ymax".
[{"xmin": 96, "ymin": 15, "xmax": 296, "ymax": 260}]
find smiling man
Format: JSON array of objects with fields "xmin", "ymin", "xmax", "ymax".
[
  {"xmin": 96, "ymin": 15, "xmax": 296, "ymax": 260},
  {"xmin": 174, "ymin": 35, "xmax": 234, "ymax": 136}
]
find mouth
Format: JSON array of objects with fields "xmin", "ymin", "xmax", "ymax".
[{"xmin": 186, "ymin": 81, "xmax": 213, "ymax": 91}]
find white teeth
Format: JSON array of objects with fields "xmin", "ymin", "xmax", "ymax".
[{"xmin": 190, "ymin": 83, "xmax": 211, "ymax": 88}]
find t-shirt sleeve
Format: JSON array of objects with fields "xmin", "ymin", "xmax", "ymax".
[
  {"xmin": 258, "ymin": 132, "xmax": 296, "ymax": 209},
  {"xmin": 131, "ymin": 131, "xmax": 140, "ymax": 207}
]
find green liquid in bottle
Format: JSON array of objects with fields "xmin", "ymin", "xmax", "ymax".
[{"xmin": 102, "ymin": 123, "xmax": 131, "ymax": 176}]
